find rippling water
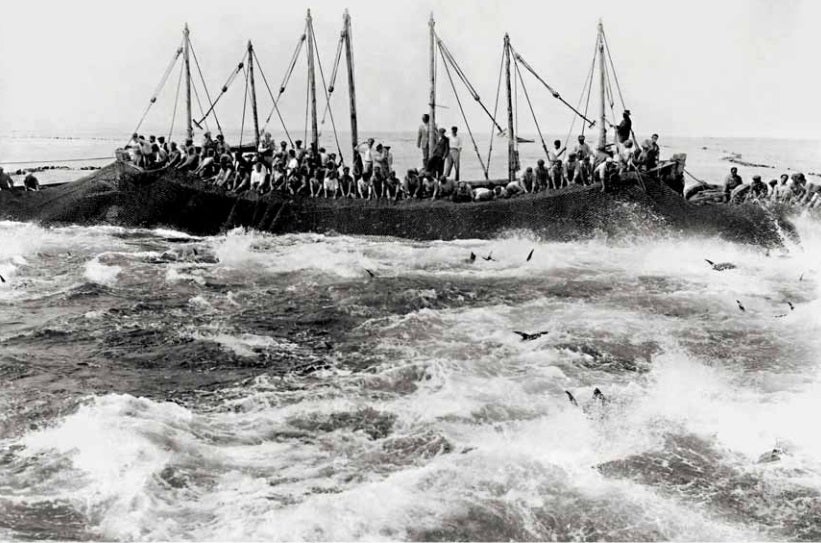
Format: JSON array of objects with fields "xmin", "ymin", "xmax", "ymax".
[{"xmin": 1, "ymin": 215, "xmax": 821, "ymax": 540}]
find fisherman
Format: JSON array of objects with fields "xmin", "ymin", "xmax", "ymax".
[
  {"xmin": 573, "ymin": 134, "xmax": 592, "ymax": 163},
  {"xmin": 357, "ymin": 171, "xmax": 370, "ymax": 199},
  {"xmin": 383, "ymin": 145, "xmax": 394, "ymax": 175},
  {"xmin": 617, "ymin": 140, "xmax": 637, "ymax": 170},
  {"xmin": 564, "ymin": 152, "xmax": 579, "ymax": 184},
  {"xmin": 249, "ymin": 160, "xmax": 268, "ymax": 192},
  {"xmin": 452, "ymin": 181, "xmax": 472, "ymax": 203},
  {"xmin": 286, "ymin": 149, "xmax": 300, "ymax": 175},
  {"xmin": 294, "ymin": 140, "xmax": 306, "ymax": 162},
  {"xmin": 547, "ymin": 139, "xmax": 566, "ymax": 189},
  {"xmin": 595, "ymin": 156, "xmax": 617, "ymax": 190},
  {"xmin": 533, "ymin": 159, "xmax": 550, "ymax": 192},
  {"xmin": 520, "ymin": 167, "xmax": 536, "ymax": 192},
  {"xmin": 748, "ymin": 175, "xmax": 768, "ymax": 200},
  {"xmin": 200, "ymin": 132, "xmax": 215, "ymax": 154},
  {"xmin": 429, "ymin": 128, "xmax": 450, "ymax": 179},
  {"xmin": 212, "ymin": 162, "xmax": 234, "ymax": 189},
  {"xmin": 416, "ymin": 113, "xmax": 437, "ymax": 167},
  {"xmin": 572, "ymin": 155, "xmax": 592, "ymax": 185},
  {"xmin": 0, "ymin": 167, "xmax": 13, "ymax": 190},
  {"xmin": 472, "ymin": 186, "xmax": 494, "ymax": 202},
  {"xmin": 419, "ymin": 170, "xmax": 436, "ymax": 198},
  {"xmin": 723, "ymin": 167, "xmax": 743, "ymax": 202},
  {"xmin": 402, "ymin": 169, "xmax": 420, "ymax": 199},
  {"xmin": 23, "ymin": 170, "xmax": 41, "ymax": 191},
  {"xmin": 373, "ymin": 143, "xmax": 390, "ymax": 177},
  {"xmin": 444, "ymin": 126, "xmax": 462, "ymax": 180},
  {"xmin": 339, "ymin": 166, "xmax": 354, "ymax": 198},
  {"xmin": 357, "ymin": 138, "xmax": 375, "ymax": 178},
  {"xmin": 154, "ymin": 143, "xmax": 168, "ymax": 165},
  {"xmin": 616, "ymin": 110, "xmax": 632, "ymax": 143},
  {"xmin": 433, "ymin": 174, "xmax": 456, "ymax": 199},
  {"xmin": 176, "ymin": 147, "xmax": 200, "ymax": 171},
  {"xmin": 646, "ymin": 133, "xmax": 661, "ymax": 169}
]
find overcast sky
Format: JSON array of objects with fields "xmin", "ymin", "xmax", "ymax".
[{"xmin": 1, "ymin": 0, "xmax": 819, "ymax": 140}]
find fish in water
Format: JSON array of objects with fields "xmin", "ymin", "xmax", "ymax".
[
  {"xmin": 800, "ymin": 273, "xmax": 804, "ymax": 282},
  {"xmin": 593, "ymin": 387, "xmax": 607, "ymax": 404},
  {"xmin": 565, "ymin": 390, "xmax": 578, "ymax": 407},
  {"xmin": 483, "ymin": 252, "xmax": 495, "ymax": 262},
  {"xmin": 513, "ymin": 330, "xmax": 549, "ymax": 341},
  {"xmin": 365, "ymin": 269, "xmax": 376, "ymax": 278},
  {"xmin": 787, "ymin": 301, "xmax": 795, "ymax": 311},
  {"xmin": 526, "ymin": 249, "xmax": 534, "ymax": 262},
  {"xmin": 705, "ymin": 259, "xmax": 737, "ymax": 271},
  {"xmin": 0, "ymin": 273, "xmax": 5, "ymax": 283},
  {"xmin": 737, "ymin": 300, "xmax": 746, "ymax": 312},
  {"xmin": 193, "ymin": 248, "xmax": 198, "ymax": 256},
  {"xmin": 468, "ymin": 251, "xmax": 476, "ymax": 263}
]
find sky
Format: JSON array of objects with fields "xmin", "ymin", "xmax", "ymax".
[{"xmin": 1, "ymin": 0, "xmax": 819, "ymax": 140}]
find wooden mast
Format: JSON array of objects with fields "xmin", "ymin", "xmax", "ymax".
[
  {"xmin": 504, "ymin": 33, "xmax": 515, "ymax": 184},
  {"xmin": 307, "ymin": 9, "xmax": 319, "ymax": 153},
  {"xmin": 247, "ymin": 41, "xmax": 261, "ymax": 150},
  {"xmin": 427, "ymin": 13, "xmax": 436, "ymax": 167},
  {"xmin": 183, "ymin": 24, "xmax": 193, "ymax": 142},
  {"xmin": 597, "ymin": 20, "xmax": 606, "ymax": 151},
  {"xmin": 343, "ymin": 9, "xmax": 358, "ymax": 159}
]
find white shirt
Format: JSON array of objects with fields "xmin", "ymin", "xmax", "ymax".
[
  {"xmin": 450, "ymin": 134, "xmax": 462, "ymax": 151},
  {"xmin": 548, "ymin": 147, "xmax": 564, "ymax": 163},
  {"xmin": 250, "ymin": 166, "xmax": 268, "ymax": 187}
]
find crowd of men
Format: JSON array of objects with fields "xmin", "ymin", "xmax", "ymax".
[
  {"xmin": 722, "ymin": 167, "xmax": 821, "ymax": 207},
  {"xmin": 415, "ymin": 110, "xmax": 663, "ymax": 200}
]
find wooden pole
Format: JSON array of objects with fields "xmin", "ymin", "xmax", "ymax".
[
  {"xmin": 597, "ymin": 20, "xmax": 606, "ymax": 151},
  {"xmin": 307, "ymin": 10, "xmax": 319, "ymax": 153},
  {"xmin": 504, "ymin": 33, "xmax": 515, "ymax": 184},
  {"xmin": 428, "ymin": 13, "xmax": 436, "ymax": 166},
  {"xmin": 183, "ymin": 24, "xmax": 193, "ymax": 142},
  {"xmin": 343, "ymin": 9, "xmax": 358, "ymax": 160},
  {"xmin": 247, "ymin": 41, "xmax": 261, "ymax": 150}
]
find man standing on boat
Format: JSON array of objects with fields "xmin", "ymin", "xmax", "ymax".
[
  {"xmin": 0, "ymin": 167, "xmax": 12, "ymax": 191},
  {"xmin": 723, "ymin": 167, "xmax": 743, "ymax": 203},
  {"xmin": 616, "ymin": 110, "xmax": 632, "ymax": 144},
  {"xmin": 417, "ymin": 114, "xmax": 437, "ymax": 168},
  {"xmin": 573, "ymin": 135, "xmax": 592, "ymax": 164},
  {"xmin": 547, "ymin": 139, "xmax": 566, "ymax": 189},
  {"xmin": 444, "ymin": 126, "xmax": 462, "ymax": 181},
  {"xmin": 429, "ymin": 128, "xmax": 450, "ymax": 179}
]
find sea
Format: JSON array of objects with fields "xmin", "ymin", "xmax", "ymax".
[{"xmin": 1, "ymin": 132, "xmax": 821, "ymax": 541}]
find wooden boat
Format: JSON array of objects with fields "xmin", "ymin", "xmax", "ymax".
[{"xmin": 0, "ymin": 13, "xmax": 796, "ymax": 247}]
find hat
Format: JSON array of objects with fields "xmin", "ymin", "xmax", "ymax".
[
  {"xmin": 752, "ymin": 175, "xmax": 762, "ymax": 181},
  {"xmin": 623, "ymin": 110, "xmax": 631, "ymax": 116}
]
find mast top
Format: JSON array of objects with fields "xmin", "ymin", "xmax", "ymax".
[
  {"xmin": 184, "ymin": 22, "xmax": 189, "ymax": 34},
  {"xmin": 429, "ymin": 12, "xmax": 434, "ymax": 26},
  {"xmin": 247, "ymin": 39, "xmax": 253, "ymax": 50},
  {"xmin": 307, "ymin": 8, "xmax": 312, "ymax": 21}
]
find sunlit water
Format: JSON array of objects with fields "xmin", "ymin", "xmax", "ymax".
[{"xmin": 1, "ymin": 212, "xmax": 821, "ymax": 540}]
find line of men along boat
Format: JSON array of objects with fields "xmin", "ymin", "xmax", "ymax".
[
  {"xmin": 696, "ymin": 167, "xmax": 821, "ymax": 208},
  {"xmin": 119, "ymin": 108, "xmax": 663, "ymax": 202}
]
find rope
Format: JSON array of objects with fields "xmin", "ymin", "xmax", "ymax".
[
  {"xmin": 191, "ymin": 79, "xmax": 210, "ymax": 133},
  {"xmin": 304, "ymin": 66, "xmax": 310, "ymax": 145},
  {"xmin": 439, "ymin": 44, "xmax": 488, "ymax": 179},
  {"xmin": 194, "ymin": 52, "xmax": 246, "ymax": 128},
  {"xmin": 564, "ymin": 42, "xmax": 597, "ymax": 150},
  {"xmin": 513, "ymin": 52, "xmax": 519, "ymax": 154},
  {"xmin": 261, "ymin": 31, "xmax": 306, "ymax": 131},
  {"xmin": 514, "ymin": 56, "xmax": 550, "ymax": 161},
  {"xmin": 319, "ymin": 34, "xmax": 344, "ymax": 128},
  {"xmin": 683, "ymin": 167, "xmax": 709, "ymax": 186},
  {"xmin": 310, "ymin": 25, "xmax": 344, "ymax": 162},
  {"xmin": 168, "ymin": 58, "xmax": 184, "ymax": 141},
  {"xmin": 601, "ymin": 28, "xmax": 627, "ymax": 110},
  {"xmin": 130, "ymin": 42, "xmax": 183, "ymax": 138},
  {"xmin": 239, "ymin": 65, "xmax": 249, "ymax": 148},
  {"xmin": 188, "ymin": 39, "xmax": 223, "ymax": 135},
  {"xmin": 510, "ymin": 45, "xmax": 597, "ymax": 127},
  {"xmin": 251, "ymin": 49, "xmax": 293, "ymax": 146},
  {"xmin": 436, "ymin": 37, "xmax": 505, "ymax": 133},
  {"xmin": 486, "ymin": 45, "xmax": 505, "ymax": 174}
]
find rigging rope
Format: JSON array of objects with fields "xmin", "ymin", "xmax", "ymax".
[
  {"xmin": 319, "ymin": 34, "xmax": 345, "ymax": 128},
  {"xmin": 130, "ymin": 42, "xmax": 183, "ymax": 138},
  {"xmin": 239, "ymin": 65, "xmax": 250, "ymax": 148},
  {"xmin": 438, "ymin": 44, "xmax": 488, "ymax": 179},
  {"xmin": 513, "ymin": 52, "xmax": 519, "ymax": 154},
  {"xmin": 191, "ymin": 75, "xmax": 210, "ymax": 134},
  {"xmin": 564, "ymin": 38, "xmax": 596, "ymax": 149},
  {"xmin": 486, "ymin": 46, "xmax": 505, "ymax": 176},
  {"xmin": 304, "ymin": 66, "xmax": 310, "ymax": 145},
  {"xmin": 513, "ymin": 55, "xmax": 550, "ymax": 161},
  {"xmin": 436, "ymin": 37, "xmax": 505, "ymax": 133},
  {"xmin": 188, "ymin": 39, "xmax": 222, "ymax": 135},
  {"xmin": 310, "ymin": 25, "xmax": 344, "ymax": 162},
  {"xmin": 601, "ymin": 28, "xmax": 627, "ymax": 111},
  {"xmin": 510, "ymin": 45, "xmax": 596, "ymax": 127},
  {"xmin": 251, "ymin": 49, "xmax": 293, "ymax": 146},
  {"xmin": 261, "ymin": 31, "xmax": 307, "ymax": 132},
  {"xmin": 168, "ymin": 57, "xmax": 184, "ymax": 141},
  {"xmin": 193, "ymin": 52, "xmax": 246, "ymax": 128}
]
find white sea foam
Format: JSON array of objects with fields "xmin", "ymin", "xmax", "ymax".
[{"xmin": 83, "ymin": 256, "xmax": 120, "ymax": 286}]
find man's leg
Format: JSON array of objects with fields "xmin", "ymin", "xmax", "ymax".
[{"xmin": 454, "ymin": 150, "xmax": 460, "ymax": 181}]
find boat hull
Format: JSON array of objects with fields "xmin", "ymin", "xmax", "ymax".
[{"xmin": 0, "ymin": 160, "xmax": 795, "ymax": 247}]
